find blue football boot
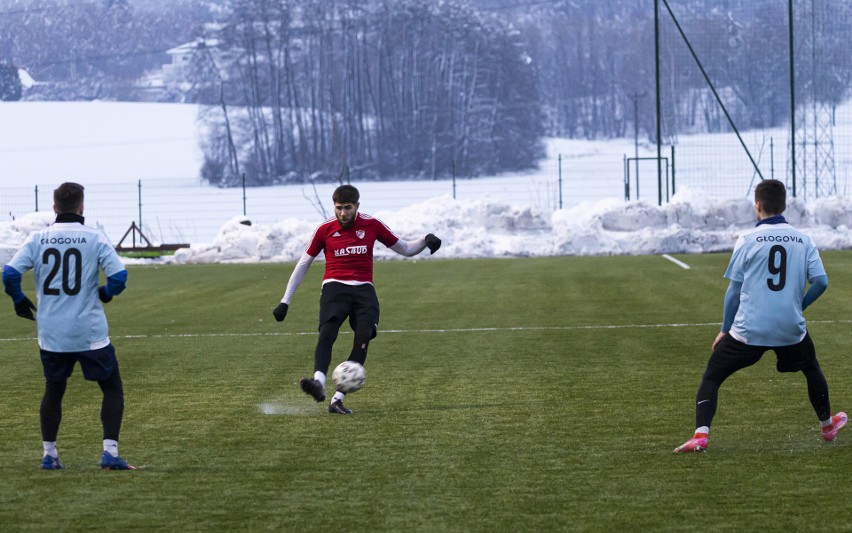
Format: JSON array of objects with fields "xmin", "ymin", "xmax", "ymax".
[
  {"xmin": 100, "ymin": 452, "xmax": 136, "ymax": 470},
  {"xmin": 41, "ymin": 455, "xmax": 64, "ymax": 470}
]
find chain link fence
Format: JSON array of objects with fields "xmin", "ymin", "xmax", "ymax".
[
  {"xmin": 1, "ymin": 162, "xmax": 622, "ymax": 245},
  {"xmin": 652, "ymin": 0, "xmax": 852, "ymax": 201}
]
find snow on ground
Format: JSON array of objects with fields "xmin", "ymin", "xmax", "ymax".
[
  {"xmin": 160, "ymin": 189, "xmax": 852, "ymax": 263},
  {"xmin": 1, "ymin": 101, "xmax": 852, "ymax": 265},
  {"xmin": 3, "ymin": 187, "xmax": 851, "ymax": 266},
  {"xmin": 0, "ymin": 101, "xmax": 203, "ymax": 183}
]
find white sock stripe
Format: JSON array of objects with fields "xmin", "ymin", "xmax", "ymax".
[
  {"xmin": 103, "ymin": 439, "xmax": 119, "ymax": 457},
  {"xmin": 42, "ymin": 441, "xmax": 58, "ymax": 458}
]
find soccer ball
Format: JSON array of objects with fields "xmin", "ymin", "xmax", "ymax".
[{"xmin": 332, "ymin": 361, "xmax": 366, "ymax": 393}]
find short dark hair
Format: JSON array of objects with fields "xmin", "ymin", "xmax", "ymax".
[
  {"xmin": 754, "ymin": 179, "xmax": 786, "ymax": 215},
  {"xmin": 54, "ymin": 182, "xmax": 85, "ymax": 214},
  {"xmin": 332, "ymin": 184, "xmax": 359, "ymax": 204}
]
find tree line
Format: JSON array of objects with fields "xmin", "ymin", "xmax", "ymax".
[
  {"xmin": 509, "ymin": 0, "xmax": 852, "ymax": 142},
  {"xmin": 195, "ymin": 0, "xmax": 543, "ymax": 186},
  {"xmin": 0, "ymin": 0, "xmax": 208, "ymax": 101}
]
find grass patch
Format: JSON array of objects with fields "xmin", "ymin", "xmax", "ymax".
[{"xmin": 2, "ymin": 253, "xmax": 852, "ymax": 530}]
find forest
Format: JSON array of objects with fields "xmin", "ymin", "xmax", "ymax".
[{"xmin": 0, "ymin": 0, "xmax": 850, "ymax": 184}]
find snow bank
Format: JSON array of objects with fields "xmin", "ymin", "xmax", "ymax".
[{"xmin": 2, "ymin": 189, "xmax": 851, "ymax": 265}]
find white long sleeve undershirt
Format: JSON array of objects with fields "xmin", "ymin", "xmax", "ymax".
[
  {"xmin": 280, "ymin": 251, "xmax": 315, "ymax": 304},
  {"xmin": 390, "ymin": 237, "xmax": 428, "ymax": 257}
]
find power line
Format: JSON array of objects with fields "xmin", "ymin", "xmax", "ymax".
[
  {"xmin": 0, "ymin": 0, "xmax": 104, "ymax": 17},
  {"xmin": 1, "ymin": 1, "xmax": 172, "ymax": 70},
  {"xmin": 22, "ymin": 48, "xmax": 170, "ymax": 70},
  {"xmin": 7, "ymin": 0, "xmax": 558, "ymax": 71},
  {"xmin": 479, "ymin": 0, "xmax": 561, "ymax": 11},
  {"xmin": 0, "ymin": 136, "xmax": 196, "ymax": 154}
]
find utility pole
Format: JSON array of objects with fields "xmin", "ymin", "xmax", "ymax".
[
  {"xmin": 788, "ymin": 0, "xmax": 797, "ymax": 196},
  {"xmin": 654, "ymin": 0, "xmax": 663, "ymax": 206}
]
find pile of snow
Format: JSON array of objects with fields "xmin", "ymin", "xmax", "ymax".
[
  {"xmin": 0, "ymin": 211, "xmax": 54, "ymax": 266},
  {"xmin": 169, "ymin": 189, "xmax": 852, "ymax": 262},
  {"xmin": 3, "ymin": 188, "xmax": 851, "ymax": 265}
]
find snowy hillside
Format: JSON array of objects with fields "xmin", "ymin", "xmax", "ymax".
[{"xmin": 1, "ymin": 101, "xmax": 852, "ymax": 265}]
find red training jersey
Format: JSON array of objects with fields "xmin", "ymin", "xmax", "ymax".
[{"xmin": 305, "ymin": 213, "xmax": 400, "ymax": 284}]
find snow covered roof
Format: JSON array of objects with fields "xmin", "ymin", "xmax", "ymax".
[{"xmin": 17, "ymin": 68, "xmax": 36, "ymax": 88}]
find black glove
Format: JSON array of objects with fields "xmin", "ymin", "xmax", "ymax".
[
  {"xmin": 98, "ymin": 286, "xmax": 113, "ymax": 303},
  {"xmin": 14, "ymin": 296, "xmax": 36, "ymax": 321},
  {"xmin": 273, "ymin": 302, "xmax": 289, "ymax": 322},
  {"xmin": 425, "ymin": 233, "xmax": 442, "ymax": 254}
]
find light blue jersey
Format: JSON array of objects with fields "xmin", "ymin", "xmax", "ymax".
[
  {"xmin": 724, "ymin": 219, "xmax": 826, "ymax": 346},
  {"xmin": 6, "ymin": 219, "xmax": 126, "ymax": 352}
]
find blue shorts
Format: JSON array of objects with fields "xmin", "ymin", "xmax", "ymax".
[{"xmin": 40, "ymin": 344, "xmax": 118, "ymax": 383}]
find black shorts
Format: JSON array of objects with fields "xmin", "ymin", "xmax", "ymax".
[
  {"xmin": 40, "ymin": 344, "xmax": 118, "ymax": 383},
  {"xmin": 706, "ymin": 331, "xmax": 816, "ymax": 375},
  {"xmin": 319, "ymin": 282, "xmax": 380, "ymax": 334}
]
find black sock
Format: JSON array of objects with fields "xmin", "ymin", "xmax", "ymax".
[
  {"xmin": 314, "ymin": 321, "xmax": 340, "ymax": 374},
  {"xmin": 695, "ymin": 378, "xmax": 720, "ymax": 429},
  {"xmin": 98, "ymin": 368, "xmax": 124, "ymax": 441},
  {"xmin": 802, "ymin": 360, "xmax": 831, "ymax": 422},
  {"xmin": 40, "ymin": 380, "xmax": 67, "ymax": 442}
]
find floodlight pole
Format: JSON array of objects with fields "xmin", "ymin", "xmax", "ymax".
[
  {"xmin": 788, "ymin": 0, "xmax": 797, "ymax": 197},
  {"xmin": 654, "ymin": 0, "xmax": 663, "ymax": 206}
]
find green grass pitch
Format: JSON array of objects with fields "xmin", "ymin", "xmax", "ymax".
[{"xmin": 2, "ymin": 253, "xmax": 852, "ymax": 530}]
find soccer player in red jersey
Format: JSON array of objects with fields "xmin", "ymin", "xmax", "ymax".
[{"xmin": 273, "ymin": 185, "xmax": 441, "ymax": 414}]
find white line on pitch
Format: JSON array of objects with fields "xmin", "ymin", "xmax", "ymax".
[
  {"xmin": 662, "ymin": 254, "xmax": 690, "ymax": 269},
  {"xmin": 3, "ymin": 319, "xmax": 852, "ymax": 343}
]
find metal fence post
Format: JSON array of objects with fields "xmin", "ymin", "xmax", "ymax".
[
  {"xmin": 452, "ymin": 160, "xmax": 456, "ymax": 200},
  {"xmin": 242, "ymin": 172, "xmax": 247, "ymax": 216},
  {"xmin": 558, "ymin": 154, "xmax": 563, "ymax": 209},
  {"xmin": 138, "ymin": 179, "xmax": 143, "ymax": 232},
  {"xmin": 770, "ymin": 137, "xmax": 775, "ymax": 180},
  {"xmin": 666, "ymin": 158, "xmax": 670, "ymax": 202},
  {"xmin": 671, "ymin": 145, "xmax": 676, "ymax": 197}
]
